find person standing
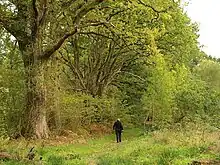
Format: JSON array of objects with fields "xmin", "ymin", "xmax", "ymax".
[{"xmin": 113, "ymin": 119, "xmax": 123, "ymax": 143}]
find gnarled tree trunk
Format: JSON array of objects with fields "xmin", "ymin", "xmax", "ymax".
[{"xmin": 22, "ymin": 44, "xmax": 49, "ymax": 139}]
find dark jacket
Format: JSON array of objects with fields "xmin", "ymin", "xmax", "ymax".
[{"xmin": 113, "ymin": 120, "xmax": 123, "ymax": 132}]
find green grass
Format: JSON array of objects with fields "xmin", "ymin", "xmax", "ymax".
[{"xmin": 0, "ymin": 128, "xmax": 220, "ymax": 165}]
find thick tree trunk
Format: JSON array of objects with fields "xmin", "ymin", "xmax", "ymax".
[
  {"xmin": 23, "ymin": 58, "xmax": 49, "ymax": 139},
  {"xmin": 20, "ymin": 39, "xmax": 49, "ymax": 139}
]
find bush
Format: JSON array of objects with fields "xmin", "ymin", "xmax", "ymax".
[{"xmin": 59, "ymin": 93, "xmax": 129, "ymax": 134}]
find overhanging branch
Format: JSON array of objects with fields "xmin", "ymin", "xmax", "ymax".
[
  {"xmin": 41, "ymin": 0, "xmax": 104, "ymax": 60},
  {"xmin": 41, "ymin": 28, "xmax": 78, "ymax": 59},
  {"xmin": 0, "ymin": 7, "xmax": 29, "ymax": 42}
]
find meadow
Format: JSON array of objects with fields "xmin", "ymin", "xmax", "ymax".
[{"xmin": 1, "ymin": 125, "xmax": 220, "ymax": 165}]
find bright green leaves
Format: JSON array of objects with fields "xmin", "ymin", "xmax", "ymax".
[
  {"xmin": 142, "ymin": 54, "xmax": 176, "ymax": 126},
  {"xmin": 193, "ymin": 60, "xmax": 220, "ymax": 126},
  {"xmin": 194, "ymin": 60, "xmax": 220, "ymax": 92},
  {"xmin": 0, "ymin": 0, "xmax": 219, "ymax": 137}
]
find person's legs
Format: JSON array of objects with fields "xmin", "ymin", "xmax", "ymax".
[
  {"xmin": 119, "ymin": 131, "xmax": 122, "ymax": 142},
  {"xmin": 115, "ymin": 131, "xmax": 119, "ymax": 143}
]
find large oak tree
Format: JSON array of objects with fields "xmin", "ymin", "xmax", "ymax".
[{"xmin": 0, "ymin": 0, "xmax": 104, "ymax": 138}]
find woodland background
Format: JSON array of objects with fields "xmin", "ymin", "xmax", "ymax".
[{"xmin": 0, "ymin": 0, "xmax": 220, "ymax": 139}]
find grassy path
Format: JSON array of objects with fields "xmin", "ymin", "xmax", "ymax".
[
  {"xmin": 1, "ymin": 128, "xmax": 220, "ymax": 164},
  {"xmin": 39, "ymin": 129, "xmax": 142, "ymax": 165}
]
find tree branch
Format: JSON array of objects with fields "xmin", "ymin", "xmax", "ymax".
[
  {"xmin": 79, "ymin": 21, "xmax": 107, "ymax": 28},
  {"xmin": 106, "ymin": 9, "xmax": 126, "ymax": 21},
  {"xmin": 0, "ymin": 4, "xmax": 15, "ymax": 27},
  {"xmin": 33, "ymin": 0, "xmax": 38, "ymax": 19},
  {"xmin": 59, "ymin": 51, "xmax": 87, "ymax": 90},
  {"xmin": 31, "ymin": 0, "xmax": 39, "ymax": 39},
  {"xmin": 41, "ymin": 28, "xmax": 78, "ymax": 59},
  {"xmin": 79, "ymin": 31, "xmax": 113, "ymax": 40},
  {"xmin": 39, "ymin": 0, "xmax": 48, "ymax": 26},
  {"xmin": 0, "ymin": 6, "xmax": 29, "ymax": 43},
  {"xmin": 138, "ymin": 0, "xmax": 172, "ymax": 13},
  {"xmin": 137, "ymin": 0, "xmax": 172, "ymax": 22},
  {"xmin": 72, "ymin": 0, "xmax": 104, "ymax": 25},
  {"xmin": 41, "ymin": 0, "xmax": 104, "ymax": 59}
]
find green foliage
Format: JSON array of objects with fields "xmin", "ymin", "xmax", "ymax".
[
  {"xmin": 142, "ymin": 54, "xmax": 176, "ymax": 126},
  {"xmin": 195, "ymin": 60, "xmax": 220, "ymax": 91},
  {"xmin": 0, "ymin": 0, "xmax": 219, "ymax": 138},
  {"xmin": 0, "ymin": 31, "xmax": 24, "ymax": 137},
  {"xmin": 59, "ymin": 92, "xmax": 129, "ymax": 132},
  {"xmin": 141, "ymin": 53, "xmax": 220, "ymax": 128},
  {"xmin": 0, "ymin": 65, "xmax": 25, "ymax": 136}
]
